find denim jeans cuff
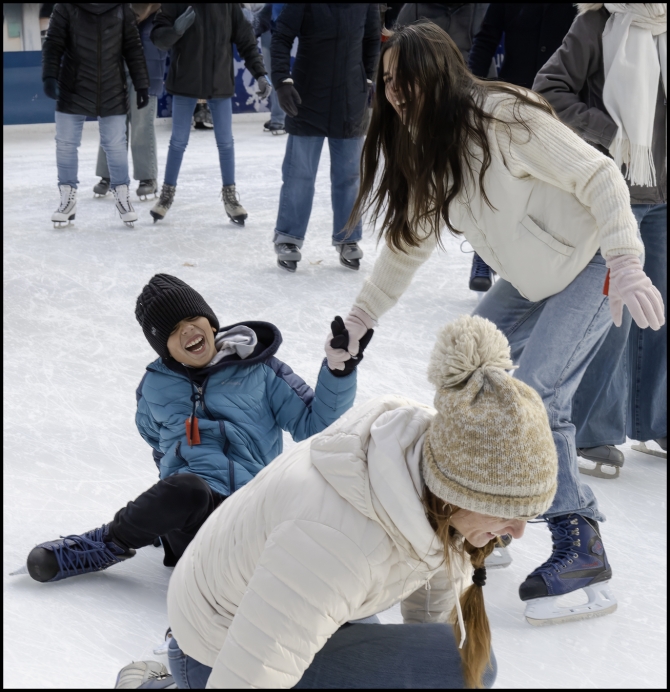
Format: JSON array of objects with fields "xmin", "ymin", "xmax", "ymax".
[{"xmin": 274, "ymin": 231, "xmax": 305, "ymax": 248}]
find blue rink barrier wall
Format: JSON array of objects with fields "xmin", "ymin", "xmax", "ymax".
[{"xmin": 3, "ymin": 47, "xmax": 271, "ymax": 125}]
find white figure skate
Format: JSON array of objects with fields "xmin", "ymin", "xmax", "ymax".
[{"xmin": 52, "ymin": 184, "xmax": 77, "ymax": 228}]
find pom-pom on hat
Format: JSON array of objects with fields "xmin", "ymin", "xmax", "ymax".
[
  {"xmin": 135, "ymin": 274, "xmax": 219, "ymax": 360},
  {"xmin": 422, "ymin": 315, "xmax": 557, "ymax": 520}
]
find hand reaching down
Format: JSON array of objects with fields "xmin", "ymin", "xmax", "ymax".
[{"xmin": 325, "ymin": 316, "xmax": 374, "ymax": 376}]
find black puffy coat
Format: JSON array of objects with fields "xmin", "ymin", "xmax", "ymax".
[
  {"xmin": 271, "ymin": 4, "xmax": 380, "ymax": 139},
  {"xmin": 151, "ymin": 4, "xmax": 266, "ymax": 100},
  {"xmin": 42, "ymin": 3, "xmax": 149, "ymax": 118},
  {"xmin": 396, "ymin": 3, "xmax": 490, "ymax": 65},
  {"xmin": 468, "ymin": 3, "xmax": 577, "ymax": 89}
]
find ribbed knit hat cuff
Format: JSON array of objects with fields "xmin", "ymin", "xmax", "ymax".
[{"xmin": 421, "ymin": 437, "xmax": 556, "ymax": 520}]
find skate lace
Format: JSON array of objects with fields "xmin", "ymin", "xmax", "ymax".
[
  {"xmin": 52, "ymin": 526, "xmax": 124, "ymax": 578},
  {"xmin": 58, "ymin": 188, "xmax": 76, "ymax": 212},
  {"xmin": 113, "ymin": 187, "xmax": 132, "ymax": 213},
  {"xmin": 221, "ymin": 186, "xmax": 241, "ymax": 208},
  {"xmin": 529, "ymin": 516, "xmax": 581, "ymax": 576},
  {"xmin": 471, "ymin": 254, "xmax": 492, "ymax": 279},
  {"xmin": 158, "ymin": 186, "xmax": 175, "ymax": 206}
]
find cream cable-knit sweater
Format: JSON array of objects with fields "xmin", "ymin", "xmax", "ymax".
[{"xmin": 355, "ymin": 95, "xmax": 643, "ymax": 321}]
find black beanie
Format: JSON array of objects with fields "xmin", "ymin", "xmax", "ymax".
[{"xmin": 135, "ymin": 274, "xmax": 220, "ymax": 360}]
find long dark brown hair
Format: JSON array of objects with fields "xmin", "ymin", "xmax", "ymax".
[
  {"xmin": 349, "ymin": 22, "xmax": 558, "ymax": 252},
  {"xmin": 423, "ymin": 486, "xmax": 497, "ymax": 689}
]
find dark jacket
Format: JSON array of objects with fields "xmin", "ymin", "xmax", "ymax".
[
  {"xmin": 271, "ymin": 4, "xmax": 380, "ymax": 139},
  {"xmin": 396, "ymin": 3, "xmax": 490, "ymax": 65},
  {"xmin": 42, "ymin": 3, "xmax": 149, "ymax": 117},
  {"xmin": 135, "ymin": 321, "xmax": 357, "ymax": 497},
  {"xmin": 469, "ymin": 3, "xmax": 577, "ymax": 89},
  {"xmin": 138, "ymin": 13, "xmax": 167, "ymax": 97},
  {"xmin": 151, "ymin": 4, "xmax": 266, "ymax": 100},
  {"xmin": 533, "ymin": 5, "xmax": 666, "ymax": 205}
]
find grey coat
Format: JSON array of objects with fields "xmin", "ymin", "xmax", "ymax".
[{"xmin": 532, "ymin": 4, "xmax": 666, "ymax": 204}]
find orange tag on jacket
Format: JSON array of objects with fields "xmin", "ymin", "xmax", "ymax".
[
  {"xmin": 186, "ymin": 417, "xmax": 201, "ymax": 446},
  {"xmin": 603, "ymin": 269, "xmax": 610, "ymax": 296}
]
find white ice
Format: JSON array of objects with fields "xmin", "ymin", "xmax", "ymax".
[{"xmin": 3, "ymin": 116, "xmax": 667, "ymax": 689}]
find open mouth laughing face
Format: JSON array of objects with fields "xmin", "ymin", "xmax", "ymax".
[{"xmin": 167, "ymin": 316, "xmax": 217, "ymax": 367}]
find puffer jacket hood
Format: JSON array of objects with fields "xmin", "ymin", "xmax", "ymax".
[
  {"xmin": 79, "ymin": 3, "xmax": 121, "ymax": 15},
  {"xmin": 312, "ymin": 398, "xmax": 443, "ymax": 569},
  {"xmin": 167, "ymin": 395, "xmax": 470, "ymax": 688}
]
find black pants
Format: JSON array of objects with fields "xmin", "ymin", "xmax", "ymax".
[{"xmin": 107, "ymin": 474, "xmax": 225, "ymax": 566}]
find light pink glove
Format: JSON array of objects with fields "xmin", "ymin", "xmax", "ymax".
[
  {"xmin": 324, "ymin": 306, "xmax": 377, "ymax": 371},
  {"xmin": 606, "ymin": 255, "xmax": 665, "ymax": 330}
]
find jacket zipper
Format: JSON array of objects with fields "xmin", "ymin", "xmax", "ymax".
[
  {"xmin": 97, "ymin": 16, "xmax": 102, "ymax": 114},
  {"xmin": 424, "ymin": 577, "xmax": 431, "ymax": 622}
]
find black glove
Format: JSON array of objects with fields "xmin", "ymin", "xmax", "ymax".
[
  {"xmin": 174, "ymin": 6, "xmax": 196, "ymax": 35},
  {"xmin": 43, "ymin": 77, "xmax": 60, "ymax": 100},
  {"xmin": 136, "ymin": 87, "xmax": 149, "ymax": 110},
  {"xmin": 256, "ymin": 75, "xmax": 272, "ymax": 100},
  {"xmin": 276, "ymin": 82, "xmax": 301, "ymax": 117},
  {"xmin": 328, "ymin": 316, "xmax": 374, "ymax": 377}
]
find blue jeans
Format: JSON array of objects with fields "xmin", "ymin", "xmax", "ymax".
[
  {"xmin": 164, "ymin": 95, "xmax": 235, "ymax": 187},
  {"xmin": 55, "ymin": 111, "xmax": 129, "ymax": 188},
  {"xmin": 96, "ymin": 74, "xmax": 158, "ymax": 182},
  {"xmin": 274, "ymin": 135, "xmax": 364, "ymax": 247},
  {"xmin": 167, "ymin": 623, "xmax": 497, "ymax": 688},
  {"xmin": 474, "ymin": 252, "xmax": 613, "ymax": 522},
  {"xmin": 574, "ymin": 204, "xmax": 667, "ymax": 445},
  {"xmin": 261, "ymin": 31, "xmax": 286, "ymax": 127}
]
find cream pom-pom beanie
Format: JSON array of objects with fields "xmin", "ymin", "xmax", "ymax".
[{"xmin": 422, "ymin": 315, "xmax": 558, "ymax": 520}]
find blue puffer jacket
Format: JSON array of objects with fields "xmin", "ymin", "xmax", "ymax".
[{"xmin": 135, "ymin": 321, "xmax": 356, "ymax": 497}]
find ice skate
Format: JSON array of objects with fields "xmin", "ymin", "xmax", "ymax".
[
  {"xmin": 336, "ymin": 242, "xmax": 363, "ymax": 270},
  {"xmin": 485, "ymin": 533, "xmax": 513, "ymax": 569},
  {"xmin": 631, "ymin": 438, "xmax": 667, "ymax": 459},
  {"xmin": 577, "ymin": 445, "xmax": 625, "ymax": 479},
  {"xmin": 115, "ymin": 660, "xmax": 176, "ymax": 689},
  {"xmin": 519, "ymin": 514, "xmax": 617, "ymax": 626},
  {"xmin": 469, "ymin": 252, "xmax": 494, "ymax": 292},
  {"xmin": 93, "ymin": 177, "xmax": 110, "ymax": 197},
  {"xmin": 275, "ymin": 242, "xmax": 301, "ymax": 272},
  {"xmin": 221, "ymin": 184, "xmax": 248, "ymax": 226},
  {"xmin": 153, "ymin": 627, "xmax": 173, "ymax": 656},
  {"xmin": 113, "ymin": 184, "xmax": 138, "ymax": 227},
  {"xmin": 51, "ymin": 184, "xmax": 77, "ymax": 228},
  {"xmin": 263, "ymin": 119, "xmax": 272, "ymax": 131},
  {"xmin": 267, "ymin": 122, "xmax": 287, "ymax": 135},
  {"xmin": 26, "ymin": 524, "xmax": 135, "ymax": 583},
  {"xmin": 150, "ymin": 184, "xmax": 176, "ymax": 222},
  {"xmin": 136, "ymin": 179, "xmax": 158, "ymax": 200},
  {"xmin": 193, "ymin": 102, "xmax": 213, "ymax": 130}
]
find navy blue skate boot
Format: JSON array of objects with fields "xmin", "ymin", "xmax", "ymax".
[
  {"xmin": 519, "ymin": 514, "xmax": 617, "ymax": 625},
  {"xmin": 469, "ymin": 253, "xmax": 494, "ymax": 292},
  {"xmin": 26, "ymin": 524, "xmax": 135, "ymax": 583}
]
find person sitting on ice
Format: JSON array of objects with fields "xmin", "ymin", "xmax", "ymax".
[
  {"xmin": 25, "ymin": 273, "xmax": 370, "ymax": 583},
  {"xmin": 115, "ymin": 316, "xmax": 559, "ymax": 690}
]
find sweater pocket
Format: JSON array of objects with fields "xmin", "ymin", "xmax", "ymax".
[{"xmin": 519, "ymin": 215, "xmax": 575, "ymax": 257}]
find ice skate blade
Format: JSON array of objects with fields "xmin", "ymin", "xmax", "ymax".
[
  {"xmin": 632, "ymin": 442, "xmax": 667, "ymax": 459},
  {"xmin": 9, "ymin": 564, "xmax": 28, "ymax": 576},
  {"xmin": 278, "ymin": 259, "xmax": 297, "ymax": 273},
  {"xmin": 339, "ymin": 257, "xmax": 360, "ymax": 271},
  {"xmin": 485, "ymin": 546, "xmax": 512, "ymax": 569},
  {"xmin": 227, "ymin": 214, "xmax": 247, "ymax": 227},
  {"xmin": 150, "ymin": 211, "xmax": 164, "ymax": 223},
  {"xmin": 524, "ymin": 581, "xmax": 617, "ymax": 626},
  {"xmin": 578, "ymin": 459, "xmax": 620, "ymax": 479},
  {"xmin": 526, "ymin": 602, "xmax": 617, "ymax": 626}
]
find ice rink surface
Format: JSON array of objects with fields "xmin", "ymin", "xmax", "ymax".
[{"xmin": 4, "ymin": 117, "xmax": 667, "ymax": 689}]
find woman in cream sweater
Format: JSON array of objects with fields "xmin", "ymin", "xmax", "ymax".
[{"xmin": 326, "ymin": 22, "xmax": 664, "ymax": 625}]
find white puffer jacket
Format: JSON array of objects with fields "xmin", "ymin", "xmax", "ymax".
[{"xmin": 167, "ymin": 395, "xmax": 471, "ymax": 689}]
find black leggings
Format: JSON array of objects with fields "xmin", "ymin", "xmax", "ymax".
[{"xmin": 107, "ymin": 474, "xmax": 225, "ymax": 566}]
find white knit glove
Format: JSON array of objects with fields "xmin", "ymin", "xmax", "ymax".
[
  {"xmin": 606, "ymin": 255, "xmax": 665, "ymax": 330},
  {"xmin": 324, "ymin": 306, "xmax": 377, "ymax": 371}
]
